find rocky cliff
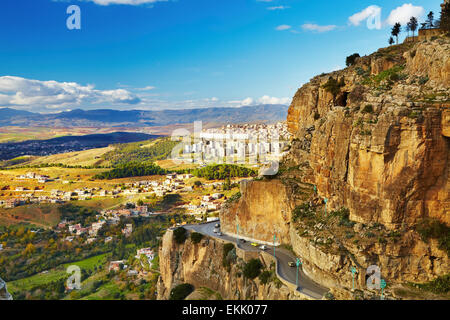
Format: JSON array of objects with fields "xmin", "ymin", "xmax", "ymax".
[
  {"xmin": 157, "ymin": 229, "xmax": 310, "ymax": 300},
  {"xmin": 219, "ymin": 36, "xmax": 449, "ymax": 297}
]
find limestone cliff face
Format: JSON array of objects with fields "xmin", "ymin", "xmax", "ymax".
[
  {"xmin": 220, "ymin": 180, "xmax": 293, "ymax": 244},
  {"xmin": 157, "ymin": 229, "xmax": 302, "ymax": 300},
  {"xmin": 218, "ymin": 37, "xmax": 449, "ymax": 295},
  {"xmin": 287, "ymin": 38, "xmax": 449, "ymax": 228}
]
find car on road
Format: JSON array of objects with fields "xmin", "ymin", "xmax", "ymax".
[
  {"xmin": 259, "ymin": 245, "xmax": 267, "ymax": 250},
  {"xmin": 215, "ymin": 223, "xmax": 220, "ymax": 228},
  {"xmin": 251, "ymin": 243, "xmax": 258, "ymax": 247},
  {"xmin": 213, "ymin": 228, "xmax": 220, "ymax": 233},
  {"xmin": 217, "ymin": 232, "xmax": 222, "ymax": 236},
  {"xmin": 288, "ymin": 262, "xmax": 296, "ymax": 267}
]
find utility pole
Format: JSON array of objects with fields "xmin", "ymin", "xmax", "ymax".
[
  {"xmin": 380, "ymin": 279, "xmax": 387, "ymax": 300},
  {"xmin": 351, "ymin": 266, "xmax": 357, "ymax": 291},
  {"xmin": 296, "ymin": 258, "xmax": 302, "ymax": 288},
  {"xmin": 273, "ymin": 233, "xmax": 277, "ymax": 257}
]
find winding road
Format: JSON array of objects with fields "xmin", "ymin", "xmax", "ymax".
[{"xmin": 184, "ymin": 221, "xmax": 329, "ymax": 300}]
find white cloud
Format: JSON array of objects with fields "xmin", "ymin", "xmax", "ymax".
[
  {"xmin": 136, "ymin": 86, "xmax": 156, "ymax": 91},
  {"xmin": 387, "ymin": 4, "xmax": 425, "ymax": 25},
  {"xmin": 268, "ymin": 6, "xmax": 289, "ymax": 11},
  {"xmin": 0, "ymin": 76, "xmax": 140, "ymax": 109},
  {"xmin": 301, "ymin": 23, "xmax": 337, "ymax": 33},
  {"xmin": 84, "ymin": 0, "xmax": 167, "ymax": 6},
  {"xmin": 257, "ymin": 95, "xmax": 290, "ymax": 105},
  {"xmin": 276, "ymin": 25, "xmax": 291, "ymax": 31},
  {"xmin": 228, "ymin": 96, "xmax": 290, "ymax": 106},
  {"xmin": 349, "ymin": 5, "xmax": 382, "ymax": 26}
]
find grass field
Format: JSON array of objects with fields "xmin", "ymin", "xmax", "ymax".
[
  {"xmin": 6, "ymin": 253, "xmax": 109, "ymax": 297},
  {"xmin": 0, "ymin": 204, "xmax": 62, "ymax": 227},
  {"xmin": 24, "ymin": 147, "xmax": 113, "ymax": 167}
]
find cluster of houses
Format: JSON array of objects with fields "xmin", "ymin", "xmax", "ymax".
[
  {"xmin": 17, "ymin": 172, "xmax": 51, "ymax": 183},
  {"xmin": 175, "ymin": 122, "xmax": 291, "ymax": 164},
  {"xmin": 0, "ymin": 173, "xmax": 196, "ymax": 209},
  {"xmin": 108, "ymin": 247, "xmax": 155, "ymax": 276},
  {"xmin": 57, "ymin": 204, "xmax": 151, "ymax": 243},
  {"xmin": 183, "ymin": 193, "xmax": 225, "ymax": 216}
]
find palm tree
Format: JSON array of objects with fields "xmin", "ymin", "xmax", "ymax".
[
  {"xmin": 406, "ymin": 22, "xmax": 411, "ymax": 38},
  {"xmin": 427, "ymin": 11, "xmax": 434, "ymax": 28},
  {"xmin": 441, "ymin": 2, "xmax": 450, "ymax": 33},
  {"xmin": 389, "ymin": 37, "xmax": 395, "ymax": 46},
  {"xmin": 409, "ymin": 17, "xmax": 418, "ymax": 40},
  {"xmin": 391, "ymin": 23, "xmax": 401, "ymax": 44}
]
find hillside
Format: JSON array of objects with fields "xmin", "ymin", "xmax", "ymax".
[{"xmin": 0, "ymin": 104, "xmax": 289, "ymax": 128}]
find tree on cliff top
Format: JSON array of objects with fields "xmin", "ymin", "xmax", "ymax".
[
  {"xmin": 408, "ymin": 17, "xmax": 418, "ymax": 40},
  {"xmin": 427, "ymin": 11, "xmax": 435, "ymax": 28},
  {"xmin": 391, "ymin": 22, "xmax": 401, "ymax": 44},
  {"xmin": 441, "ymin": 2, "xmax": 450, "ymax": 33},
  {"xmin": 346, "ymin": 53, "xmax": 360, "ymax": 67}
]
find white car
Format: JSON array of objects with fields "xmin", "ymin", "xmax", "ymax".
[
  {"xmin": 217, "ymin": 232, "xmax": 223, "ymax": 236},
  {"xmin": 259, "ymin": 245, "xmax": 267, "ymax": 250}
]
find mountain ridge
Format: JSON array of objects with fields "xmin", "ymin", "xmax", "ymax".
[{"xmin": 0, "ymin": 104, "xmax": 289, "ymax": 127}]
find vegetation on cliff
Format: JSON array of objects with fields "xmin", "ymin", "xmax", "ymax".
[
  {"xmin": 416, "ymin": 218, "xmax": 450, "ymax": 255},
  {"xmin": 243, "ymin": 259, "xmax": 263, "ymax": 280},
  {"xmin": 169, "ymin": 283, "xmax": 194, "ymax": 300},
  {"xmin": 173, "ymin": 227, "xmax": 188, "ymax": 244}
]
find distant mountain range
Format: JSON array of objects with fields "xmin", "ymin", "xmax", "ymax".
[{"xmin": 0, "ymin": 104, "xmax": 289, "ymax": 127}]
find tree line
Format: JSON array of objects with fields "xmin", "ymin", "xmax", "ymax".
[{"xmin": 388, "ymin": 6, "xmax": 450, "ymax": 45}]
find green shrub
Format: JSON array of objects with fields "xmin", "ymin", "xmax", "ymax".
[
  {"xmin": 190, "ymin": 232, "xmax": 203, "ymax": 244},
  {"xmin": 362, "ymin": 104, "xmax": 374, "ymax": 113},
  {"xmin": 322, "ymin": 77, "xmax": 345, "ymax": 100},
  {"xmin": 416, "ymin": 218, "xmax": 450, "ymax": 255},
  {"xmin": 243, "ymin": 259, "xmax": 263, "ymax": 279},
  {"xmin": 346, "ymin": 53, "xmax": 360, "ymax": 67},
  {"xmin": 169, "ymin": 283, "xmax": 194, "ymax": 300},
  {"xmin": 173, "ymin": 227, "xmax": 187, "ymax": 244},
  {"xmin": 325, "ymin": 292, "xmax": 335, "ymax": 300},
  {"xmin": 418, "ymin": 76, "xmax": 429, "ymax": 85},
  {"xmin": 412, "ymin": 274, "xmax": 450, "ymax": 294},
  {"xmin": 292, "ymin": 203, "xmax": 316, "ymax": 222},
  {"xmin": 222, "ymin": 243, "xmax": 236, "ymax": 269},
  {"xmin": 365, "ymin": 232, "xmax": 376, "ymax": 238},
  {"xmin": 331, "ymin": 207, "xmax": 355, "ymax": 228},
  {"xmin": 345, "ymin": 231, "xmax": 355, "ymax": 239},
  {"xmin": 259, "ymin": 271, "xmax": 272, "ymax": 284}
]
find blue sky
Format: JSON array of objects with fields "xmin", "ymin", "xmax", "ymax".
[{"xmin": 0, "ymin": 0, "xmax": 443, "ymax": 112}]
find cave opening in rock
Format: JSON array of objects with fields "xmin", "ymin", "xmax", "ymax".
[{"xmin": 336, "ymin": 91, "xmax": 349, "ymax": 107}]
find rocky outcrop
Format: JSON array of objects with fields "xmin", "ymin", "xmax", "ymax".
[
  {"xmin": 287, "ymin": 37, "xmax": 449, "ymax": 229},
  {"xmin": 219, "ymin": 36, "xmax": 449, "ymax": 296},
  {"xmin": 157, "ymin": 229, "xmax": 307, "ymax": 300},
  {"xmin": 0, "ymin": 277, "xmax": 12, "ymax": 300},
  {"xmin": 220, "ymin": 180, "xmax": 294, "ymax": 244}
]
